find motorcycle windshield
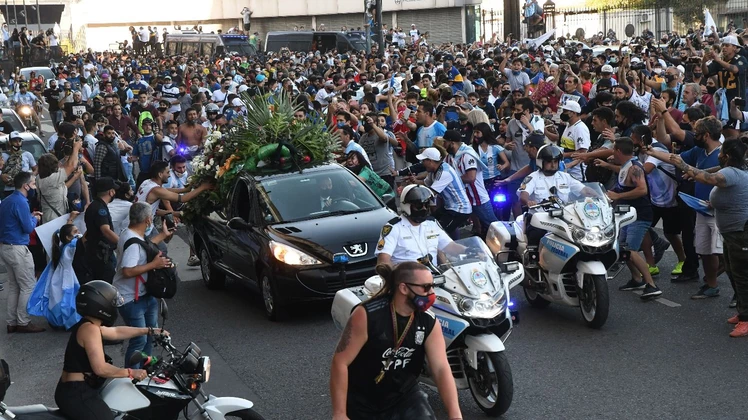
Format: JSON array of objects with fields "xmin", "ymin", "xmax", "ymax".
[
  {"xmin": 438, "ymin": 237, "xmax": 503, "ymax": 298},
  {"xmin": 561, "ymin": 182, "xmax": 614, "ymax": 230},
  {"xmin": 442, "ymin": 237, "xmax": 494, "ymax": 266}
]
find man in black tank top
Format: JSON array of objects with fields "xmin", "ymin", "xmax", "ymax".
[
  {"xmin": 330, "ymin": 262, "xmax": 463, "ymax": 420},
  {"xmin": 606, "ymin": 137, "xmax": 663, "ymax": 298}
]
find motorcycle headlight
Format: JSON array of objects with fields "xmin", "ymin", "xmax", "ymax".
[
  {"xmin": 454, "ymin": 291, "xmax": 506, "ymax": 318},
  {"xmin": 270, "ymin": 241, "xmax": 321, "ymax": 266},
  {"xmin": 603, "ymin": 224, "xmax": 616, "ymax": 239}
]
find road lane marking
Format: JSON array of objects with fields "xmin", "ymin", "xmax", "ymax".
[{"xmin": 630, "ymin": 290, "xmax": 681, "ymax": 307}]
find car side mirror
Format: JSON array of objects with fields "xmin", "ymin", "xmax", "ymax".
[
  {"xmin": 382, "ymin": 192, "xmax": 395, "ymax": 205},
  {"xmin": 227, "ymin": 217, "xmax": 251, "ymax": 230},
  {"xmin": 159, "ymin": 299, "xmax": 168, "ymax": 322}
]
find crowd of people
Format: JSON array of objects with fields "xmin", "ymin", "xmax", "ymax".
[{"xmin": 0, "ymin": 16, "xmax": 746, "ymax": 420}]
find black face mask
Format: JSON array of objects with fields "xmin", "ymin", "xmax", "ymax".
[
  {"xmin": 665, "ymin": 74, "xmax": 676, "ymax": 83},
  {"xmin": 501, "ymin": 90, "xmax": 510, "ymax": 97},
  {"xmin": 693, "ymin": 72, "xmax": 703, "ymax": 79},
  {"xmin": 679, "ymin": 123, "xmax": 692, "ymax": 131},
  {"xmin": 707, "ymin": 86, "xmax": 717, "ymax": 95},
  {"xmin": 158, "ymin": 107, "xmax": 167, "ymax": 112},
  {"xmin": 626, "ymin": 76, "xmax": 635, "ymax": 84},
  {"xmin": 363, "ymin": 123, "xmax": 373, "ymax": 132},
  {"xmin": 514, "ymin": 112, "xmax": 524, "ymax": 120},
  {"xmin": 560, "ymin": 112, "xmax": 571, "ymax": 122}
]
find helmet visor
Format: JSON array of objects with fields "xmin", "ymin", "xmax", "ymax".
[
  {"xmin": 112, "ymin": 290, "xmax": 125, "ymax": 308},
  {"xmin": 403, "ymin": 187, "xmax": 433, "ymax": 204}
]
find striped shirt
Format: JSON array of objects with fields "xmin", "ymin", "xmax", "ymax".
[
  {"xmin": 446, "ymin": 144, "xmax": 491, "ymax": 206},
  {"xmin": 478, "ymin": 144, "xmax": 505, "ymax": 180},
  {"xmin": 426, "ymin": 162, "xmax": 472, "ymax": 214}
]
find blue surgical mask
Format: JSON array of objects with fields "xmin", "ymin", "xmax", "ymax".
[
  {"xmin": 336, "ymin": 122, "xmax": 345, "ymax": 128},
  {"xmin": 145, "ymin": 222, "xmax": 154, "ymax": 236},
  {"xmin": 27, "ymin": 187, "xmax": 36, "ymax": 199},
  {"xmin": 512, "ymin": 70, "xmax": 521, "ymax": 76}
]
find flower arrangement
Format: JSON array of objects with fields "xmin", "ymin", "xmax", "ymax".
[{"xmin": 182, "ymin": 93, "xmax": 340, "ymax": 222}]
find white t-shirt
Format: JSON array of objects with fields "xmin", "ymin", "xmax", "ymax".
[
  {"xmin": 409, "ymin": 29, "xmax": 420, "ymax": 43},
  {"xmin": 84, "ymin": 134, "xmax": 98, "ymax": 160},
  {"xmin": 135, "ymin": 179, "xmax": 161, "ymax": 218},
  {"xmin": 559, "ymin": 119, "xmax": 590, "ymax": 181},
  {"xmin": 112, "ymin": 228, "xmax": 148, "ymax": 303},
  {"xmin": 108, "ymin": 199, "xmax": 133, "ymax": 236}
]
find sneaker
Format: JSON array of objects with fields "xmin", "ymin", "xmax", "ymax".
[
  {"xmin": 691, "ymin": 285, "xmax": 720, "ymax": 299},
  {"xmin": 728, "ymin": 315, "xmax": 740, "ymax": 325},
  {"xmin": 729, "ymin": 294, "xmax": 737, "ymax": 309},
  {"xmin": 729, "ymin": 321, "xmax": 748, "ymax": 338},
  {"xmin": 619, "ymin": 279, "xmax": 646, "ymax": 291},
  {"xmin": 648, "ymin": 265, "xmax": 660, "ymax": 276},
  {"xmin": 670, "ymin": 261, "xmax": 684, "ymax": 276},
  {"xmin": 653, "ymin": 237, "xmax": 670, "ymax": 264},
  {"xmin": 641, "ymin": 284, "xmax": 663, "ymax": 298},
  {"xmin": 187, "ymin": 255, "xmax": 200, "ymax": 267},
  {"xmin": 671, "ymin": 272, "xmax": 699, "ymax": 283}
]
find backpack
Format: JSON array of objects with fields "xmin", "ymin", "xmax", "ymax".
[
  {"xmin": 123, "ymin": 237, "xmax": 178, "ymax": 299},
  {"xmin": 3, "ymin": 152, "xmax": 24, "ymax": 186}
]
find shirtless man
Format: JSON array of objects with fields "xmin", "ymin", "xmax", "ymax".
[{"xmin": 177, "ymin": 108, "xmax": 207, "ymax": 148}]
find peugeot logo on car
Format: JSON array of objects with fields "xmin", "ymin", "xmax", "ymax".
[{"xmin": 343, "ymin": 243, "xmax": 368, "ymax": 257}]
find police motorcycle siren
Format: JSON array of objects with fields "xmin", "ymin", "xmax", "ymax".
[
  {"xmin": 0, "ymin": 300, "xmax": 266, "ymax": 420},
  {"xmin": 332, "ymin": 237, "xmax": 524, "ymax": 417},
  {"xmin": 486, "ymin": 171, "xmax": 637, "ymax": 329}
]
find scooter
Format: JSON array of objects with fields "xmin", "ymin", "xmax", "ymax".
[
  {"xmin": 331, "ymin": 237, "xmax": 524, "ymax": 417},
  {"xmin": 0, "ymin": 299, "xmax": 265, "ymax": 420},
  {"xmin": 486, "ymin": 183, "xmax": 637, "ymax": 328}
]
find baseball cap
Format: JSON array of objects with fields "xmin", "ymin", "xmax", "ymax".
[
  {"xmin": 459, "ymin": 103, "xmax": 474, "ymax": 111},
  {"xmin": 238, "ymin": 84, "xmax": 249, "ymax": 93},
  {"xmin": 8, "ymin": 131, "xmax": 22, "ymax": 140},
  {"xmin": 601, "ymin": 64, "xmax": 614, "ymax": 73},
  {"xmin": 442, "ymin": 130, "xmax": 462, "ymax": 143},
  {"xmin": 324, "ymin": 80, "xmax": 334, "ymax": 87},
  {"xmin": 95, "ymin": 177, "xmax": 121, "ymax": 194},
  {"xmin": 723, "ymin": 35, "xmax": 741, "ymax": 46},
  {"xmin": 416, "ymin": 147, "xmax": 442, "ymax": 161},
  {"xmin": 231, "ymin": 97, "xmax": 243, "ymax": 107},
  {"xmin": 453, "ymin": 91, "xmax": 467, "ymax": 100},
  {"xmin": 524, "ymin": 131, "xmax": 546, "ymax": 149},
  {"xmin": 163, "ymin": 75, "xmax": 172, "ymax": 80},
  {"xmin": 256, "ymin": 74, "xmax": 266, "ymax": 83},
  {"xmin": 560, "ymin": 100, "xmax": 582, "ymax": 114}
]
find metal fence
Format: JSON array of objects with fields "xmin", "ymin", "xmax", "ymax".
[{"xmin": 482, "ymin": 0, "xmax": 748, "ymax": 44}]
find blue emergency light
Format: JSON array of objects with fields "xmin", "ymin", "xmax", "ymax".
[{"xmin": 492, "ymin": 193, "xmax": 507, "ymax": 203}]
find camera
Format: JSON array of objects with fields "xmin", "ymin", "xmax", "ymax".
[
  {"xmin": 735, "ymin": 98, "xmax": 746, "ymax": 108},
  {"xmin": 630, "ymin": 61, "xmax": 646, "ymax": 71}
]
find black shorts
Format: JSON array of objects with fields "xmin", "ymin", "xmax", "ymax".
[
  {"xmin": 652, "ymin": 205, "xmax": 681, "ymax": 235},
  {"xmin": 55, "ymin": 380, "xmax": 114, "ymax": 420},
  {"xmin": 348, "ymin": 387, "xmax": 436, "ymax": 420}
]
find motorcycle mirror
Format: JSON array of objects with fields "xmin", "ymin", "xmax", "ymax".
[
  {"xmin": 433, "ymin": 275, "xmax": 446, "ymax": 286},
  {"xmin": 159, "ymin": 299, "xmax": 168, "ymax": 321}
]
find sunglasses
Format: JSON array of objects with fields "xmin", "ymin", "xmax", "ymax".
[
  {"xmin": 405, "ymin": 282, "xmax": 435, "ymax": 293},
  {"xmin": 410, "ymin": 202, "xmax": 429, "ymax": 211}
]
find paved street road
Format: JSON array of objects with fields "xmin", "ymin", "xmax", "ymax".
[{"xmin": 2, "ymin": 235, "xmax": 748, "ymax": 419}]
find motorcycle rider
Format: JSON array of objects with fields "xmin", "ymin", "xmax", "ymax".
[
  {"xmin": 55, "ymin": 280, "xmax": 168, "ymax": 420},
  {"xmin": 517, "ymin": 144, "xmax": 588, "ymax": 253},
  {"xmin": 330, "ymin": 262, "xmax": 463, "ymax": 420},
  {"xmin": 11, "ymin": 82, "xmax": 43, "ymax": 137},
  {"xmin": 375, "ymin": 184, "xmax": 464, "ymax": 266}
]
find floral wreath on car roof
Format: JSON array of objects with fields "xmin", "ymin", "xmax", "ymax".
[{"xmin": 182, "ymin": 93, "xmax": 341, "ymax": 222}]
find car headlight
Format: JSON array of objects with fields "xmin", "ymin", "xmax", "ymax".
[{"xmin": 270, "ymin": 241, "xmax": 321, "ymax": 266}]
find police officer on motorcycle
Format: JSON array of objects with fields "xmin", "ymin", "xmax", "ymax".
[
  {"xmin": 375, "ymin": 184, "xmax": 464, "ymax": 267},
  {"xmin": 518, "ymin": 144, "xmax": 588, "ymax": 251},
  {"xmin": 330, "ymin": 262, "xmax": 463, "ymax": 420},
  {"xmin": 55, "ymin": 280, "xmax": 168, "ymax": 420}
]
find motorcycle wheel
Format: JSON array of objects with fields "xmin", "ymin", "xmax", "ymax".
[
  {"xmin": 523, "ymin": 286, "xmax": 551, "ymax": 308},
  {"xmin": 224, "ymin": 408, "xmax": 267, "ymax": 419},
  {"xmin": 466, "ymin": 351, "xmax": 513, "ymax": 417},
  {"xmin": 579, "ymin": 274, "xmax": 609, "ymax": 329}
]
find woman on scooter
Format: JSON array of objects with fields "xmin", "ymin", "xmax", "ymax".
[
  {"xmin": 54, "ymin": 280, "xmax": 168, "ymax": 420},
  {"xmin": 330, "ymin": 262, "xmax": 463, "ymax": 420}
]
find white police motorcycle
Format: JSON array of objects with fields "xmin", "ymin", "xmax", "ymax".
[
  {"xmin": 331, "ymin": 237, "xmax": 524, "ymax": 417},
  {"xmin": 486, "ymin": 183, "xmax": 637, "ymax": 328}
]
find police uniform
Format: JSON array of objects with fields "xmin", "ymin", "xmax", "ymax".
[
  {"xmin": 517, "ymin": 170, "xmax": 585, "ymax": 246},
  {"xmin": 375, "ymin": 217, "xmax": 453, "ymax": 265},
  {"xmin": 84, "ymin": 197, "xmax": 116, "ymax": 284},
  {"xmin": 517, "ymin": 170, "xmax": 586, "ymax": 211}
]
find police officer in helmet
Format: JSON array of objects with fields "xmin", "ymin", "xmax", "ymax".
[
  {"xmin": 375, "ymin": 184, "xmax": 464, "ymax": 267},
  {"xmin": 55, "ymin": 280, "xmax": 169, "ymax": 420}
]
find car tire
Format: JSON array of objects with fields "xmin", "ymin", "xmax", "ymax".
[
  {"xmin": 260, "ymin": 268, "xmax": 288, "ymax": 322},
  {"xmin": 200, "ymin": 245, "xmax": 226, "ymax": 290}
]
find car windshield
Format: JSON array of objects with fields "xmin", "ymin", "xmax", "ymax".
[
  {"xmin": 346, "ymin": 35, "xmax": 367, "ymax": 51},
  {"xmin": 226, "ymin": 42, "xmax": 256, "ymax": 56},
  {"xmin": 3, "ymin": 111, "xmax": 26, "ymax": 132},
  {"xmin": 258, "ymin": 168, "xmax": 383, "ymax": 223},
  {"xmin": 21, "ymin": 68, "xmax": 55, "ymax": 81}
]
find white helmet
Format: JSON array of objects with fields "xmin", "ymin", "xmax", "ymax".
[{"xmin": 400, "ymin": 184, "xmax": 434, "ymax": 223}]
